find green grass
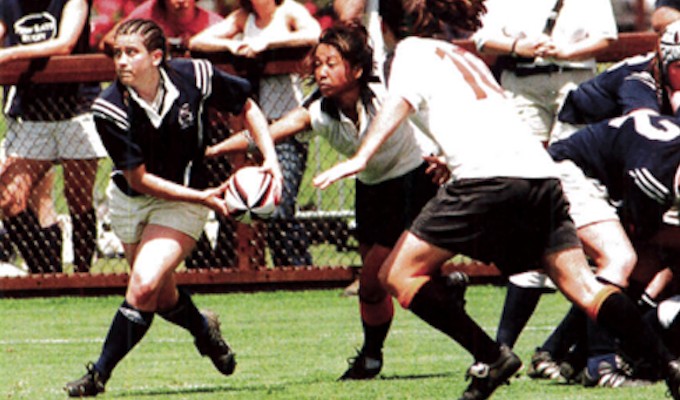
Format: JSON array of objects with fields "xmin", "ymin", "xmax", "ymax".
[{"xmin": 0, "ymin": 286, "xmax": 669, "ymax": 399}]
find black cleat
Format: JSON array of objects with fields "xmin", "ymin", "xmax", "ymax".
[
  {"xmin": 338, "ymin": 349, "xmax": 383, "ymax": 380},
  {"xmin": 667, "ymin": 360, "xmax": 680, "ymax": 400},
  {"xmin": 195, "ymin": 310, "xmax": 237, "ymax": 376},
  {"xmin": 527, "ymin": 350, "xmax": 561, "ymax": 380},
  {"xmin": 459, "ymin": 345, "xmax": 522, "ymax": 400},
  {"xmin": 582, "ymin": 355, "xmax": 651, "ymax": 388},
  {"xmin": 64, "ymin": 362, "xmax": 108, "ymax": 397}
]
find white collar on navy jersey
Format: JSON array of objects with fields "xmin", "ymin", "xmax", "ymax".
[{"xmin": 127, "ymin": 68, "xmax": 179, "ymax": 128}]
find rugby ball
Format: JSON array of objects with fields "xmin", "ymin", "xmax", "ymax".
[{"xmin": 224, "ymin": 166, "xmax": 278, "ymax": 224}]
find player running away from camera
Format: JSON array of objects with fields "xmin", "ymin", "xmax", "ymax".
[
  {"xmin": 312, "ymin": 0, "xmax": 680, "ymax": 399},
  {"xmin": 64, "ymin": 18, "xmax": 282, "ymax": 397},
  {"xmin": 206, "ymin": 21, "xmax": 448, "ymax": 380}
]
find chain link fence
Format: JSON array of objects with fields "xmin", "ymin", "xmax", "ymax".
[{"xmin": 0, "ymin": 55, "xmax": 361, "ymax": 278}]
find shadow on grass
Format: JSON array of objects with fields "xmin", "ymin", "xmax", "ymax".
[
  {"xmin": 377, "ymin": 371, "xmax": 455, "ymax": 381},
  {"xmin": 116, "ymin": 383, "xmax": 288, "ymax": 398},
  {"xmin": 114, "ymin": 371, "xmax": 457, "ymax": 397}
]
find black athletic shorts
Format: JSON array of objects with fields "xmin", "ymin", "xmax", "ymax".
[
  {"xmin": 355, "ymin": 162, "xmax": 439, "ymax": 248},
  {"xmin": 409, "ymin": 177, "xmax": 581, "ymax": 276}
]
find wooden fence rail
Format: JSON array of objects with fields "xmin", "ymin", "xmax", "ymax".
[{"xmin": 0, "ymin": 32, "xmax": 663, "ymax": 296}]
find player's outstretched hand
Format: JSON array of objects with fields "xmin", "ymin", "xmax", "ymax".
[
  {"xmin": 202, "ymin": 180, "xmax": 231, "ymax": 217},
  {"xmin": 313, "ymin": 157, "xmax": 366, "ymax": 189},
  {"xmin": 259, "ymin": 160, "xmax": 284, "ymax": 205},
  {"xmin": 423, "ymin": 154, "xmax": 450, "ymax": 185}
]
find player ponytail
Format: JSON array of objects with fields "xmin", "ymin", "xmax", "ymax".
[{"xmin": 379, "ymin": 0, "xmax": 486, "ymax": 40}]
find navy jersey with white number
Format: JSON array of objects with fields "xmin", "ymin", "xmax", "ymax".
[
  {"xmin": 549, "ymin": 113, "xmax": 680, "ymax": 239},
  {"xmin": 0, "ymin": 0, "xmax": 94, "ymax": 120},
  {"xmin": 558, "ymin": 54, "xmax": 660, "ymax": 125},
  {"xmin": 91, "ymin": 58, "xmax": 251, "ymax": 194}
]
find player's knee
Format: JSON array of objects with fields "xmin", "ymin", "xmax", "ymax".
[
  {"xmin": 0, "ymin": 191, "xmax": 29, "ymax": 217},
  {"xmin": 127, "ymin": 274, "xmax": 162, "ymax": 308},
  {"xmin": 358, "ymin": 284, "xmax": 388, "ymax": 305},
  {"xmin": 596, "ymin": 250, "xmax": 637, "ymax": 286}
]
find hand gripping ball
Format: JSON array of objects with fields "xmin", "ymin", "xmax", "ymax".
[{"xmin": 224, "ymin": 166, "xmax": 278, "ymax": 224}]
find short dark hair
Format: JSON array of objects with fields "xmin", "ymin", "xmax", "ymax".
[
  {"xmin": 115, "ymin": 19, "xmax": 168, "ymax": 65},
  {"xmin": 379, "ymin": 0, "xmax": 486, "ymax": 39}
]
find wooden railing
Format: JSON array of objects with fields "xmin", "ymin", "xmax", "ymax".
[{"xmin": 0, "ymin": 32, "xmax": 663, "ymax": 296}]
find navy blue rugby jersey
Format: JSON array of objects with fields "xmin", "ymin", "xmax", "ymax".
[
  {"xmin": 0, "ymin": 0, "xmax": 95, "ymax": 121},
  {"xmin": 558, "ymin": 53, "xmax": 660, "ymax": 125},
  {"xmin": 549, "ymin": 113, "xmax": 680, "ymax": 239},
  {"xmin": 91, "ymin": 58, "xmax": 251, "ymax": 194}
]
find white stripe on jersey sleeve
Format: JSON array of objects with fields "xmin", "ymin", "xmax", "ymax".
[
  {"xmin": 92, "ymin": 98, "xmax": 130, "ymax": 131},
  {"xmin": 192, "ymin": 59, "xmax": 213, "ymax": 98},
  {"xmin": 629, "ymin": 168, "xmax": 669, "ymax": 204}
]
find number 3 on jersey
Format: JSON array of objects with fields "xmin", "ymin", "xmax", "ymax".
[{"xmin": 435, "ymin": 46, "xmax": 504, "ymax": 100}]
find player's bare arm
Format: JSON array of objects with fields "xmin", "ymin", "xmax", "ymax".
[
  {"xmin": 187, "ymin": 10, "xmax": 248, "ymax": 54},
  {"xmin": 313, "ymin": 95, "xmax": 413, "ymax": 189},
  {"xmin": 241, "ymin": 98, "xmax": 284, "ymax": 198},
  {"xmin": 122, "ymin": 164, "xmax": 227, "ymax": 215},
  {"xmin": 0, "ymin": 0, "xmax": 88, "ymax": 64},
  {"xmin": 206, "ymin": 106, "xmax": 311, "ymax": 158}
]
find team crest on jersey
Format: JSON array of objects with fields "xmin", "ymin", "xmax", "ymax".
[{"xmin": 178, "ymin": 103, "xmax": 194, "ymax": 129}]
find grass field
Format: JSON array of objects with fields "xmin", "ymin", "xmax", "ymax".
[{"xmin": 0, "ymin": 285, "xmax": 670, "ymax": 399}]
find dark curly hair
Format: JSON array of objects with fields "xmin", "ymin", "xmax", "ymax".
[
  {"xmin": 307, "ymin": 20, "xmax": 375, "ymax": 87},
  {"xmin": 379, "ymin": 0, "xmax": 486, "ymax": 40}
]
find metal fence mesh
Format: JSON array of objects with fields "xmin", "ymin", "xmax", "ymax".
[{"xmin": 0, "ymin": 81, "xmax": 361, "ymax": 276}]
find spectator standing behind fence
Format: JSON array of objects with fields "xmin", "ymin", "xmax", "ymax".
[
  {"xmin": 98, "ymin": 0, "xmax": 223, "ymax": 55},
  {"xmin": 205, "ymin": 21, "xmax": 447, "ymax": 380},
  {"xmin": 189, "ymin": 0, "xmax": 320, "ymax": 267},
  {"xmin": 64, "ymin": 19, "xmax": 283, "ymax": 396},
  {"xmin": 312, "ymin": 0, "xmax": 680, "ymax": 399},
  {"xmin": 89, "ymin": 0, "xmax": 145, "ymax": 49},
  {"xmin": 0, "ymin": 0, "xmax": 107, "ymax": 273},
  {"xmin": 473, "ymin": 0, "xmax": 618, "ymax": 146}
]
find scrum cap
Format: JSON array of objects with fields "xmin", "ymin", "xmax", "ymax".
[{"xmin": 660, "ymin": 20, "xmax": 680, "ymax": 74}]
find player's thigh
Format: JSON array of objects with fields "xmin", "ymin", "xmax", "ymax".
[
  {"xmin": 578, "ymin": 219, "xmax": 637, "ymax": 283},
  {"xmin": 543, "ymin": 246, "xmax": 603, "ymax": 310},
  {"xmin": 127, "ymin": 224, "xmax": 196, "ymax": 298},
  {"xmin": 379, "ymin": 231, "xmax": 453, "ymax": 289}
]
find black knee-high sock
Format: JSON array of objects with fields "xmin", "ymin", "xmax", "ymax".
[
  {"xmin": 496, "ymin": 282, "xmax": 544, "ymax": 348},
  {"xmin": 40, "ymin": 223, "xmax": 63, "ymax": 273},
  {"xmin": 596, "ymin": 291, "xmax": 674, "ymax": 367},
  {"xmin": 586, "ymin": 317, "xmax": 617, "ymax": 357},
  {"xmin": 94, "ymin": 301, "xmax": 154, "ymax": 377},
  {"xmin": 158, "ymin": 288, "xmax": 208, "ymax": 338},
  {"xmin": 4, "ymin": 210, "xmax": 62, "ymax": 273},
  {"xmin": 409, "ymin": 278, "xmax": 500, "ymax": 363},
  {"xmin": 362, "ymin": 319, "xmax": 391, "ymax": 358},
  {"xmin": 71, "ymin": 209, "xmax": 97, "ymax": 273},
  {"xmin": 541, "ymin": 305, "xmax": 587, "ymax": 360}
]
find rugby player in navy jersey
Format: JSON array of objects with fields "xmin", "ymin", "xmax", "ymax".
[
  {"xmin": 498, "ymin": 20, "xmax": 680, "ymax": 386},
  {"xmin": 64, "ymin": 19, "xmax": 282, "ymax": 397}
]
